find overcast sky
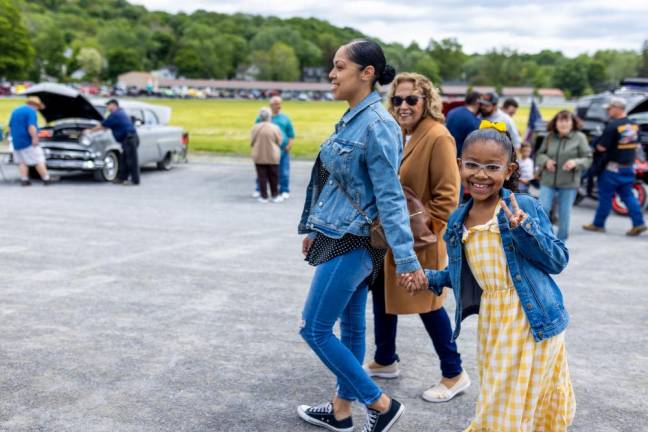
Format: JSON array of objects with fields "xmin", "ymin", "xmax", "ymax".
[{"xmin": 130, "ymin": 0, "xmax": 647, "ymax": 57}]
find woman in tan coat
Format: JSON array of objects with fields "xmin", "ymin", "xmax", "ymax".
[
  {"xmin": 251, "ymin": 107, "xmax": 283, "ymax": 203},
  {"xmin": 365, "ymin": 73, "xmax": 470, "ymax": 402}
]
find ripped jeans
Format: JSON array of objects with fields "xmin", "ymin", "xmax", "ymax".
[{"xmin": 300, "ymin": 247, "xmax": 382, "ymax": 405}]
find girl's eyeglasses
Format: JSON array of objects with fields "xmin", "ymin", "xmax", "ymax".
[
  {"xmin": 461, "ymin": 159, "xmax": 507, "ymax": 174},
  {"xmin": 391, "ymin": 95, "xmax": 423, "ymax": 107}
]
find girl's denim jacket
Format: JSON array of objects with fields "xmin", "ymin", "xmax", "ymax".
[
  {"xmin": 298, "ymin": 92, "xmax": 419, "ymax": 273},
  {"xmin": 426, "ymin": 188, "xmax": 570, "ymax": 342}
]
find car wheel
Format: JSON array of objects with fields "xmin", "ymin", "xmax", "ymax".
[
  {"xmin": 94, "ymin": 151, "xmax": 119, "ymax": 182},
  {"xmin": 157, "ymin": 152, "xmax": 173, "ymax": 171},
  {"xmin": 612, "ymin": 184, "xmax": 646, "ymax": 216}
]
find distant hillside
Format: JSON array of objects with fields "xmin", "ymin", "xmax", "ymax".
[{"xmin": 6, "ymin": 0, "xmax": 648, "ymax": 97}]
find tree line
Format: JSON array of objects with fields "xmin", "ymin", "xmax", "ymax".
[{"xmin": 2, "ymin": 0, "xmax": 648, "ymax": 97}]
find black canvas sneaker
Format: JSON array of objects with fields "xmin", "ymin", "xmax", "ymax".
[
  {"xmin": 297, "ymin": 402, "xmax": 354, "ymax": 432},
  {"xmin": 361, "ymin": 399, "xmax": 404, "ymax": 432}
]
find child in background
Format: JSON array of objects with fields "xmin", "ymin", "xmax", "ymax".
[
  {"xmin": 405, "ymin": 126, "xmax": 575, "ymax": 432},
  {"xmin": 517, "ymin": 142, "xmax": 534, "ymax": 192}
]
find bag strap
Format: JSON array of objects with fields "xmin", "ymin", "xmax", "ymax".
[{"xmin": 329, "ymin": 174, "xmax": 373, "ymax": 225}]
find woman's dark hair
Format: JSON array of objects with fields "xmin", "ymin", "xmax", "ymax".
[
  {"xmin": 546, "ymin": 110, "xmax": 582, "ymax": 134},
  {"xmin": 345, "ymin": 39, "xmax": 395, "ymax": 86},
  {"xmin": 462, "ymin": 128, "xmax": 520, "ymax": 192}
]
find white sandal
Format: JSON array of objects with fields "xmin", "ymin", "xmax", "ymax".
[{"xmin": 421, "ymin": 371, "xmax": 471, "ymax": 403}]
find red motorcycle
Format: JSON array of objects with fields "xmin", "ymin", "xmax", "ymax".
[{"xmin": 611, "ymin": 158, "xmax": 648, "ymax": 215}]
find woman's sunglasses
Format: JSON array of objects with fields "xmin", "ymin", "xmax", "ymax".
[{"xmin": 391, "ymin": 95, "xmax": 423, "ymax": 107}]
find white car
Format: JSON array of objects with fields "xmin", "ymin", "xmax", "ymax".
[{"xmin": 23, "ymin": 83, "xmax": 189, "ymax": 181}]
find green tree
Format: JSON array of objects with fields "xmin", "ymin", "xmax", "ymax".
[
  {"xmin": 249, "ymin": 26, "xmax": 321, "ymax": 71},
  {"xmin": 411, "ymin": 54, "xmax": 441, "ymax": 84},
  {"xmin": 532, "ymin": 50, "xmax": 565, "ymax": 66},
  {"xmin": 252, "ymin": 42, "xmax": 300, "ymax": 81},
  {"xmin": 638, "ymin": 40, "xmax": 648, "ymax": 77},
  {"xmin": 28, "ymin": 17, "xmax": 67, "ymax": 80},
  {"xmin": 427, "ymin": 38, "xmax": 466, "ymax": 80},
  {"xmin": 383, "ymin": 44, "xmax": 410, "ymax": 73},
  {"xmin": 530, "ymin": 65, "xmax": 555, "ymax": 89},
  {"xmin": 107, "ymin": 48, "xmax": 141, "ymax": 80},
  {"xmin": 586, "ymin": 59, "xmax": 608, "ymax": 91},
  {"xmin": 593, "ymin": 49, "xmax": 640, "ymax": 85},
  {"xmin": 553, "ymin": 59, "xmax": 589, "ymax": 97},
  {"xmin": 0, "ymin": 0, "xmax": 35, "ymax": 79},
  {"xmin": 76, "ymin": 47, "xmax": 104, "ymax": 81},
  {"xmin": 173, "ymin": 43, "xmax": 203, "ymax": 77}
]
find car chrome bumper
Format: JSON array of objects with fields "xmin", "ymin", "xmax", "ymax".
[
  {"xmin": 43, "ymin": 148, "xmax": 103, "ymax": 171},
  {"xmin": 46, "ymin": 159, "xmax": 104, "ymax": 170}
]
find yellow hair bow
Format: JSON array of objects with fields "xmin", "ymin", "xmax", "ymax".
[{"xmin": 479, "ymin": 119, "xmax": 507, "ymax": 132}]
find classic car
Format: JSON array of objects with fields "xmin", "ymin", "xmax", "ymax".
[{"xmin": 22, "ymin": 83, "xmax": 188, "ymax": 181}]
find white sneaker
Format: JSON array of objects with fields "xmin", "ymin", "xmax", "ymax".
[
  {"xmin": 252, "ymin": 191, "xmax": 261, "ymax": 198},
  {"xmin": 363, "ymin": 360, "xmax": 400, "ymax": 379},
  {"xmin": 257, "ymin": 197, "xmax": 269, "ymax": 203},
  {"xmin": 272, "ymin": 196, "xmax": 284, "ymax": 203},
  {"xmin": 281, "ymin": 192, "xmax": 290, "ymax": 199},
  {"xmin": 421, "ymin": 371, "xmax": 471, "ymax": 403}
]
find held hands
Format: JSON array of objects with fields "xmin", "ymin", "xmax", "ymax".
[
  {"xmin": 302, "ymin": 237, "xmax": 314, "ymax": 257},
  {"xmin": 398, "ymin": 268, "xmax": 428, "ymax": 296},
  {"xmin": 500, "ymin": 193, "xmax": 528, "ymax": 229}
]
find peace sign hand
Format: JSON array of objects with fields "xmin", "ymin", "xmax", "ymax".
[{"xmin": 500, "ymin": 193, "xmax": 527, "ymax": 229}]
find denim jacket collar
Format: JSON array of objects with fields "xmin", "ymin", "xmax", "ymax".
[
  {"xmin": 450, "ymin": 188, "xmax": 513, "ymax": 234},
  {"xmin": 339, "ymin": 91, "xmax": 383, "ymax": 129}
]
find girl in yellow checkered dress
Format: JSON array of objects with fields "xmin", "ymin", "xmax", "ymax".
[{"xmin": 410, "ymin": 125, "xmax": 576, "ymax": 431}]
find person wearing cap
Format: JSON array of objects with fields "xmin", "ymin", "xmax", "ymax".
[
  {"xmin": 86, "ymin": 99, "xmax": 139, "ymax": 185},
  {"xmin": 7, "ymin": 96, "xmax": 57, "ymax": 186},
  {"xmin": 583, "ymin": 97, "xmax": 646, "ymax": 236},
  {"xmin": 478, "ymin": 92, "xmax": 521, "ymax": 149}
]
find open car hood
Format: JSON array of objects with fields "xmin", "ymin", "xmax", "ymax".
[
  {"xmin": 628, "ymin": 96, "xmax": 648, "ymax": 115},
  {"xmin": 22, "ymin": 83, "xmax": 103, "ymax": 123}
]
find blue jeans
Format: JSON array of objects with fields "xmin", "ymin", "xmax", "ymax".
[
  {"xmin": 279, "ymin": 151, "xmax": 290, "ymax": 193},
  {"xmin": 256, "ymin": 151, "xmax": 290, "ymax": 193},
  {"xmin": 370, "ymin": 271, "xmax": 462, "ymax": 378},
  {"xmin": 539, "ymin": 186, "xmax": 578, "ymax": 241},
  {"xmin": 300, "ymin": 247, "xmax": 382, "ymax": 405},
  {"xmin": 593, "ymin": 168, "xmax": 645, "ymax": 228}
]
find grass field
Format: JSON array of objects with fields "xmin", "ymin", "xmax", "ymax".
[{"xmin": 0, "ymin": 98, "xmax": 571, "ymax": 158}]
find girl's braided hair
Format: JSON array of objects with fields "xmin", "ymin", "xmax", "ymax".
[{"xmin": 462, "ymin": 128, "xmax": 520, "ymax": 192}]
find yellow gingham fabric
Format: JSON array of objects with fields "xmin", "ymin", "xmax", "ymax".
[{"xmin": 462, "ymin": 207, "xmax": 575, "ymax": 432}]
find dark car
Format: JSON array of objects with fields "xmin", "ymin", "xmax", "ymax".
[{"xmin": 530, "ymin": 78, "xmax": 648, "ymax": 154}]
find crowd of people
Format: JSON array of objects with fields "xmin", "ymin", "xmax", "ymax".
[{"xmin": 293, "ymin": 38, "xmax": 645, "ymax": 432}]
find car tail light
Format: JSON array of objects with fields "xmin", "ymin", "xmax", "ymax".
[
  {"xmin": 38, "ymin": 129, "xmax": 53, "ymax": 138},
  {"xmin": 182, "ymin": 132, "xmax": 189, "ymax": 146}
]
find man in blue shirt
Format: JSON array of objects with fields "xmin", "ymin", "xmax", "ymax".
[
  {"xmin": 86, "ymin": 99, "xmax": 140, "ymax": 185},
  {"xmin": 8, "ymin": 96, "xmax": 56, "ymax": 186},
  {"xmin": 254, "ymin": 96, "xmax": 295, "ymax": 200},
  {"xmin": 445, "ymin": 91, "xmax": 481, "ymax": 156}
]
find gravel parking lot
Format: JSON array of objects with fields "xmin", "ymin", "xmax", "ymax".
[{"xmin": 1, "ymin": 157, "xmax": 646, "ymax": 432}]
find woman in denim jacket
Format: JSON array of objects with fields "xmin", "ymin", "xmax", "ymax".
[
  {"xmin": 296, "ymin": 40, "xmax": 424, "ymax": 432},
  {"xmin": 412, "ymin": 127, "xmax": 576, "ymax": 431}
]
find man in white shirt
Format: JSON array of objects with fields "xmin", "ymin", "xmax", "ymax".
[{"xmin": 479, "ymin": 92, "xmax": 521, "ymax": 149}]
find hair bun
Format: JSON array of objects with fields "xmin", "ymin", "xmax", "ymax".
[{"xmin": 378, "ymin": 64, "xmax": 396, "ymax": 85}]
